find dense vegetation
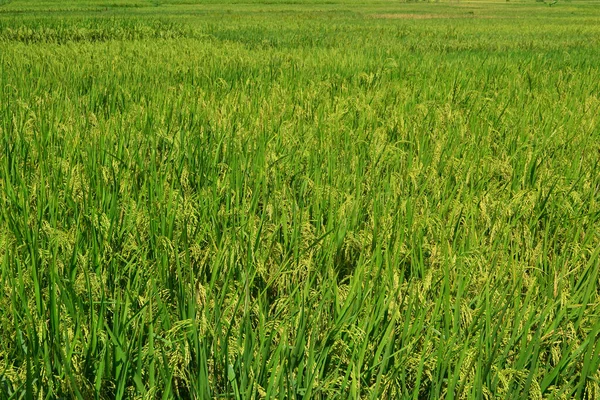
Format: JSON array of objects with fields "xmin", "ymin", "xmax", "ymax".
[{"xmin": 1, "ymin": 0, "xmax": 599, "ymax": 398}]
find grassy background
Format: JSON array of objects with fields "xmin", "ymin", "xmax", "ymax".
[{"xmin": 1, "ymin": 0, "xmax": 600, "ymax": 398}]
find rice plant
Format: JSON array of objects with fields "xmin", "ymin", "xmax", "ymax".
[{"xmin": 0, "ymin": 0, "xmax": 599, "ymax": 398}]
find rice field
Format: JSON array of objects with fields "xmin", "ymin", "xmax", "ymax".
[{"xmin": 1, "ymin": 0, "xmax": 600, "ymax": 398}]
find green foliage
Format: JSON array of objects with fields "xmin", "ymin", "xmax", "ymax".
[{"xmin": 0, "ymin": 0, "xmax": 599, "ymax": 398}]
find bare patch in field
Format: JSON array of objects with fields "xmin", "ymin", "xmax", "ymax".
[{"xmin": 371, "ymin": 13, "xmax": 491, "ymax": 19}]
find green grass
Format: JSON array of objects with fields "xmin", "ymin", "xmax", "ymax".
[{"xmin": 1, "ymin": 0, "xmax": 599, "ymax": 398}]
